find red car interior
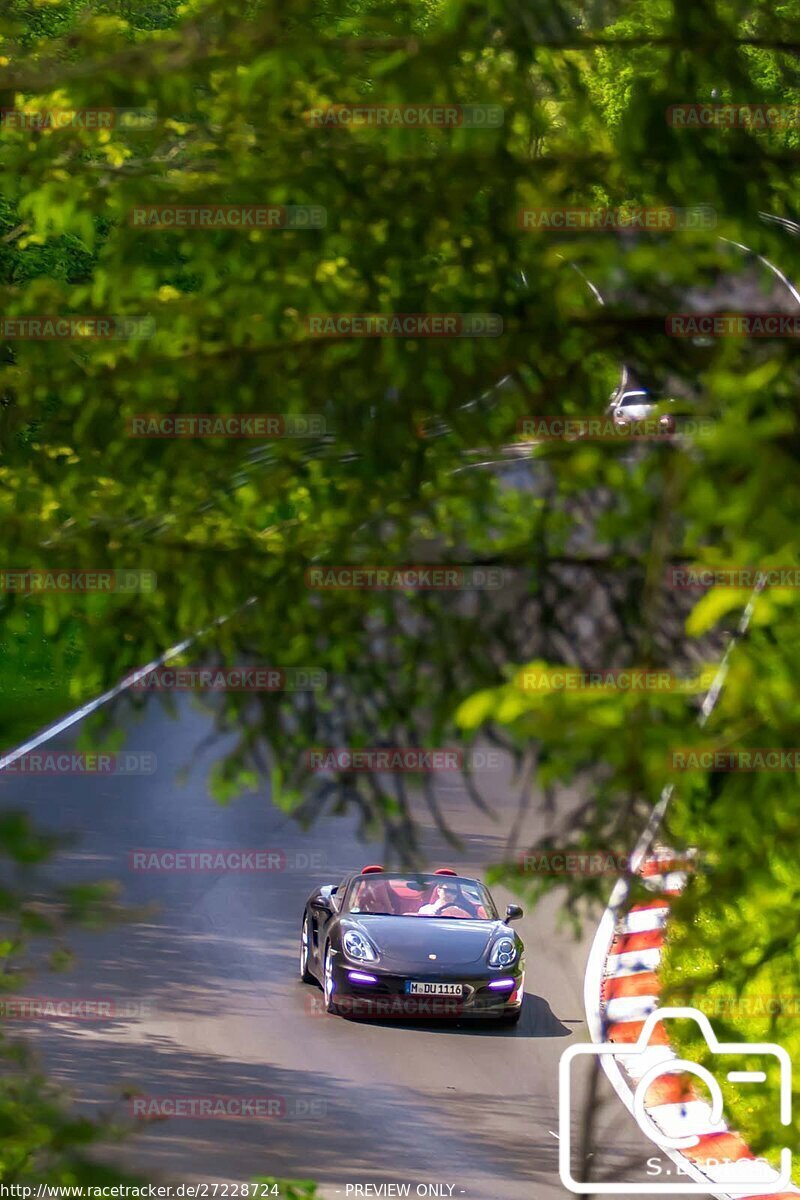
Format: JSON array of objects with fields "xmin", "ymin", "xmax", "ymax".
[
  {"xmin": 352, "ymin": 873, "xmax": 490, "ymax": 918},
  {"xmin": 387, "ymin": 880, "xmax": 428, "ymax": 914}
]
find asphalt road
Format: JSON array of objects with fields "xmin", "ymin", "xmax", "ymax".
[{"xmin": 6, "ymin": 692, "xmax": 696, "ymax": 1200}]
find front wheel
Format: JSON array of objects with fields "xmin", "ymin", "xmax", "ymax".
[
  {"xmin": 299, "ymin": 915, "xmax": 314, "ymax": 983},
  {"xmin": 323, "ymin": 946, "xmax": 339, "ymax": 1014}
]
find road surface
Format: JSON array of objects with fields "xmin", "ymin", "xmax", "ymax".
[{"xmin": 7, "ymin": 692, "xmax": 695, "ymax": 1199}]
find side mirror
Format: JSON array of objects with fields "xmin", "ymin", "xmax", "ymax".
[
  {"xmin": 317, "ymin": 885, "xmax": 340, "ymax": 912},
  {"xmin": 504, "ymin": 904, "xmax": 523, "ymax": 924}
]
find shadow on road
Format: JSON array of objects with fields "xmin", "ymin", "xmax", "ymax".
[
  {"xmin": 335, "ymin": 990, "xmax": 575, "ymax": 1038},
  {"xmin": 22, "ymin": 1018, "xmax": 561, "ymax": 1189}
]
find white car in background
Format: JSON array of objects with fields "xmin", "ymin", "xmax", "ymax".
[{"xmin": 607, "ymin": 387, "xmax": 677, "ymax": 431}]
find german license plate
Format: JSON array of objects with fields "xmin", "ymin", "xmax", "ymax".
[{"xmin": 405, "ymin": 981, "xmax": 463, "ymax": 996}]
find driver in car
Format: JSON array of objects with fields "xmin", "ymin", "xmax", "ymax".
[{"xmin": 417, "ymin": 882, "xmax": 463, "ymax": 916}]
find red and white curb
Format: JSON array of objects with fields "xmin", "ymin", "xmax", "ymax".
[{"xmin": 583, "ymin": 853, "xmax": 797, "ymax": 1198}]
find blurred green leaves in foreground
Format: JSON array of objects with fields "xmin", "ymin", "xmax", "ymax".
[{"xmin": 0, "ymin": 0, "xmax": 799, "ymax": 1179}]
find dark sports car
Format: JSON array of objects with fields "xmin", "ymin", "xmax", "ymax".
[{"xmin": 299, "ymin": 866, "xmax": 525, "ymax": 1022}]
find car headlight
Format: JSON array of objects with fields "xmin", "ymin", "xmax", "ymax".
[
  {"xmin": 489, "ymin": 936, "xmax": 517, "ymax": 967},
  {"xmin": 343, "ymin": 929, "xmax": 378, "ymax": 962}
]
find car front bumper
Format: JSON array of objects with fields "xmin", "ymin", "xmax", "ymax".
[{"xmin": 329, "ymin": 957, "xmax": 524, "ymax": 1020}]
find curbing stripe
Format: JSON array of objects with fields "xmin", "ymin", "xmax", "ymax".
[
  {"xmin": 615, "ymin": 1045, "xmax": 677, "ymax": 1081},
  {"xmin": 604, "ymin": 970, "xmax": 661, "ymax": 999},
  {"xmin": 605, "ymin": 1018, "xmax": 672, "ymax": 1045},
  {"xmin": 605, "ymin": 994, "xmax": 660, "ymax": 1023},
  {"xmin": 587, "ymin": 853, "xmax": 797, "ymax": 1199},
  {"xmin": 611, "ymin": 929, "xmax": 665, "ymax": 955},
  {"xmin": 607, "ymin": 947, "xmax": 664, "ymax": 975},
  {"xmin": 647, "ymin": 1099, "xmax": 729, "ymax": 1139},
  {"xmin": 644, "ymin": 1072, "xmax": 698, "ymax": 1106},
  {"xmin": 683, "ymin": 1133, "xmax": 754, "ymax": 1165},
  {"xmin": 618, "ymin": 907, "xmax": 670, "ymax": 934}
]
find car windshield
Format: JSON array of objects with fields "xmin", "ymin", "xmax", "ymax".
[
  {"xmin": 620, "ymin": 391, "xmax": 652, "ymax": 407},
  {"xmin": 346, "ymin": 873, "xmax": 498, "ymax": 919}
]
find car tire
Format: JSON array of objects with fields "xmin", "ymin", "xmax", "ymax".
[
  {"xmin": 299, "ymin": 914, "xmax": 315, "ymax": 983},
  {"xmin": 323, "ymin": 945, "xmax": 340, "ymax": 1015}
]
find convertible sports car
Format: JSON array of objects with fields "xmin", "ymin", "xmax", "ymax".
[{"xmin": 299, "ymin": 866, "xmax": 525, "ymax": 1022}]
